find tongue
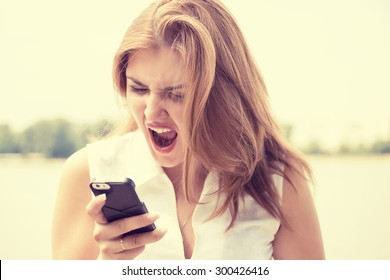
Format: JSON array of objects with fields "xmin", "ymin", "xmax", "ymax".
[{"xmin": 152, "ymin": 130, "xmax": 177, "ymax": 147}]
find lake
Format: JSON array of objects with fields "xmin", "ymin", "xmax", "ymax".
[{"xmin": 0, "ymin": 155, "xmax": 389, "ymax": 259}]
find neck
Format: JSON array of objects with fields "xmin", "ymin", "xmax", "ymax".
[
  {"xmin": 163, "ymin": 164, "xmax": 183, "ymax": 188},
  {"xmin": 163, "ymin": 163, "xmax": 208, "ymax": 201}
]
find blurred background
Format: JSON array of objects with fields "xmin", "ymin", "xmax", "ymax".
[{"xmin": 1, "ymin": 0, "xmax": 389, "ymax": 259}]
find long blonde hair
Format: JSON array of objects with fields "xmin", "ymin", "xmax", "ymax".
[{"xmin": 113, "ymin": 0, "xmax": 312, "ymax": 228}]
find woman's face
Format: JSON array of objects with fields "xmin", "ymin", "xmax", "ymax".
[{"xmin": 125, "ymin": 47, "xmax": 186, "ymax": 172}]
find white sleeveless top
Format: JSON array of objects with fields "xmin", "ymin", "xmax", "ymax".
[{"xmin": 87, "ymin": 130, "xmax": 283, "ymax": 260}]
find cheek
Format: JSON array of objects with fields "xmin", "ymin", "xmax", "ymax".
[
  {"xmin": 127, "ymin": 96, "xmax": 145, "ymax": 122},
  {"xmin": 170, "ymin": 107, "xmax": 185, "ymax": 131}
]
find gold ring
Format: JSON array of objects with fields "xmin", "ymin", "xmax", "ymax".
[{"xmin": 120, "ymin": 237, "xmax": 126, "ymax": 251}]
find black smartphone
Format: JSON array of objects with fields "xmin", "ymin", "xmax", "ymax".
[{"xmin": 89, "ymin": 177, "xmax": 156, "ymax": 236}]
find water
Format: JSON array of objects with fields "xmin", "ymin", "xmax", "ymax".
[
  {"xmin": 311, "ymin": 155, "xmax": 390, "ymax": 260},
  {"xmin": 0, "ymin": 157, "xmax": 64, "ymax": 259},
  {"xmin": 0, "ymin": 155, "xmax": 389, "ymax": 259}
]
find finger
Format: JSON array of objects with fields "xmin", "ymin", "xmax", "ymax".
[
  {"xmin": 92, "ymin": 213, "xmax": 160, "ymax": 242},
  {"xmin": 109, "ymin": 213, "xmax": 160, "ymax": 237},
  {"xmin": 120, "ymin": 228, "xmax": 167, "ymax": 251},
  {"xmin": 118, "ymin": 245, "xmax": 146, "ymax": 260},
  {"xmin": 98, "ymin": 245, "xmax": 146, "ymax": 260},
  {"xmin": 98, "ymin": 227, "xmax": 167, "ymax": 255},
  {"xmin": 86, "ymin": 194, "xmax": 107, "ymax": 224}
]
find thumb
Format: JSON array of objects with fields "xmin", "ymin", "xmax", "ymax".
[{"xmin": 86, "ymin": 193, "xmax": 108, "ymax": 224}]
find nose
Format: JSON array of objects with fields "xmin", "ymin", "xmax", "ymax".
[{"xmin": 144, "ymin": 93, "xmax": 168, "ymax": 120}]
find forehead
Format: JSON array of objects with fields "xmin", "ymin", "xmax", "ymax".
[{"xmin": 125, "ymin": 47, "xmax": 184, "ymax": 86}]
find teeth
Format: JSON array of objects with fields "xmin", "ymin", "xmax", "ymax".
[{"xmin": 151, "ymin": 128, "xmax": 172, "ymax": 134}]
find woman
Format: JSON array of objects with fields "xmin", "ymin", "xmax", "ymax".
[{"xmin": 52, "ymin": 0, "xmax": 324, "ymax": 260}]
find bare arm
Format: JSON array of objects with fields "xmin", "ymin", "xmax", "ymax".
[
  {"xmin": 51, "ymin": 148, "xmax": 99, "ymax": 259},
  {"xmin": 272, "ymin": 164, "xmax": 325, "ymax": 260},
  {"xmin": 51, "ymin": 148, "xmax": 166, "ymax": 260}
]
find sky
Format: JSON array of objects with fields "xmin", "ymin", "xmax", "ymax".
[{"xmin": 1, "ymin": 0, "xmax": 389, "ymax": 149}]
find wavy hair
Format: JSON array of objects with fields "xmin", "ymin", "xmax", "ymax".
[{"xmin": 112, "ymin": 0, "xmax": 312, "ymax": 228}]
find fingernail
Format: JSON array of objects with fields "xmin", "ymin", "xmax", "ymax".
[
  {"xmin": 97, "ymin": 193, "xmax": 106, "ymax": 202},
  {"xmin": 159, "ymin": 228, "xmax": 168, "ymax": 235},
  {"xmin": 148, "ymin": 213, "xmax": 160, "ymax": 220}
]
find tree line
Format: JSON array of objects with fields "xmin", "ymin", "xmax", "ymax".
[
  {"xmin": 0, "ymin": 119, "xmax": 389, "ymax": 158},
  {"xmin": 0, "ymin": 119, "xmax": 114, "ymax": 158},
  {"xmin": 301, "ymin": 138, "xmax": 390, "ymax": 155}
]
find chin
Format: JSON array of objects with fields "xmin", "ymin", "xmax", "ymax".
[{"xmin": 153, "ymin": 151, "xmax": 184, "ymax": 169}]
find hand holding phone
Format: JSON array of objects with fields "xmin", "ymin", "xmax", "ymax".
[{"xmin": 89, "ymin": 177, "xmax": 156, "ymax": 236}]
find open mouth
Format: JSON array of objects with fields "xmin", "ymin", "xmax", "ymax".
[{"xmin": 149, "ymin": 128, "xmax": 178, "ymax": 149}]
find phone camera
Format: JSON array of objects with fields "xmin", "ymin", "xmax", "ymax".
[{"xmin": 92, "ymin": 183, "xmax": 110, "ymax": 190}]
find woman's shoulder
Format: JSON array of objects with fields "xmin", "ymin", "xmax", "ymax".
[
  {"xmin": 280, "ymin": 155, "xmax": 314, "ymax": 201},
  {"xmin": 85, "ymin": 130, "xmax": 155, "ymax": 181},
  {"xmin": 60, "ymin": 148, "xmax": 90, "ymax": 188},
  {"xmin": 61, "ymin": 132, "xmax": 138, "ymax": 183},
  {"xmin": 278, "ymin": 155, "xmax": 314, "ymax": 216},
  {"xmin": 53, "ymin": 148, "xmax": 98, "ymax": 259},
  {"xmin": 272, "ymin": 157, "xmax": 325, "ymax": 259},
  {"xmin": 60, "ymin": 128, "xmax": 140, "ymax": 185}
]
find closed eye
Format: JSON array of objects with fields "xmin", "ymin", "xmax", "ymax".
[
  {"xmin": 129, "ymin": 86, "xmax": 149, "ymax": 95},
  {"xmin": 167, "ymin": 91, "xmax": 184, "ymax": 102}
]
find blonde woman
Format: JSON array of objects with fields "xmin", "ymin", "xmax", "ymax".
[{"xmin": 52, "ymin": 0, "xmax": 324, "ymax": 260}]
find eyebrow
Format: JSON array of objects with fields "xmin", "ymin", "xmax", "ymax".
[{"xmin": 126, "ymin": 76, "xmax": 184, "ymax": 91}]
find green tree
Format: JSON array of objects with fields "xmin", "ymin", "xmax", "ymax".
[
  {"xmin": 19, "ymin": 120, "xmax": 53, "ymax": 156},
  {"xmin": 76, "ymin": 119, "xmax": 114, "ymax": 148},
  {"xmin": 4, "ymin": 118, "xmax": 115, "ymax": 158},
  {"xmin": 50, "ymin": 120, "xmax": 77, "ymax": 158},
  {"xmin": 19, "ymin": 119, "xmax": 76, "ymax": 158},
  {"xmin": 302, "ymin": 139, "xmax": 327, "ymax": 154},
  {"xmin": 0, "ymin": 124, "xmax": 20, "ymax": 153},
  {"xmin": 281, "ymin": 124, "xmax": 293, "ymax": 142},
  {"xmin": 370, "ymin": 139, "xmax": 390, "ymax": 154}
]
